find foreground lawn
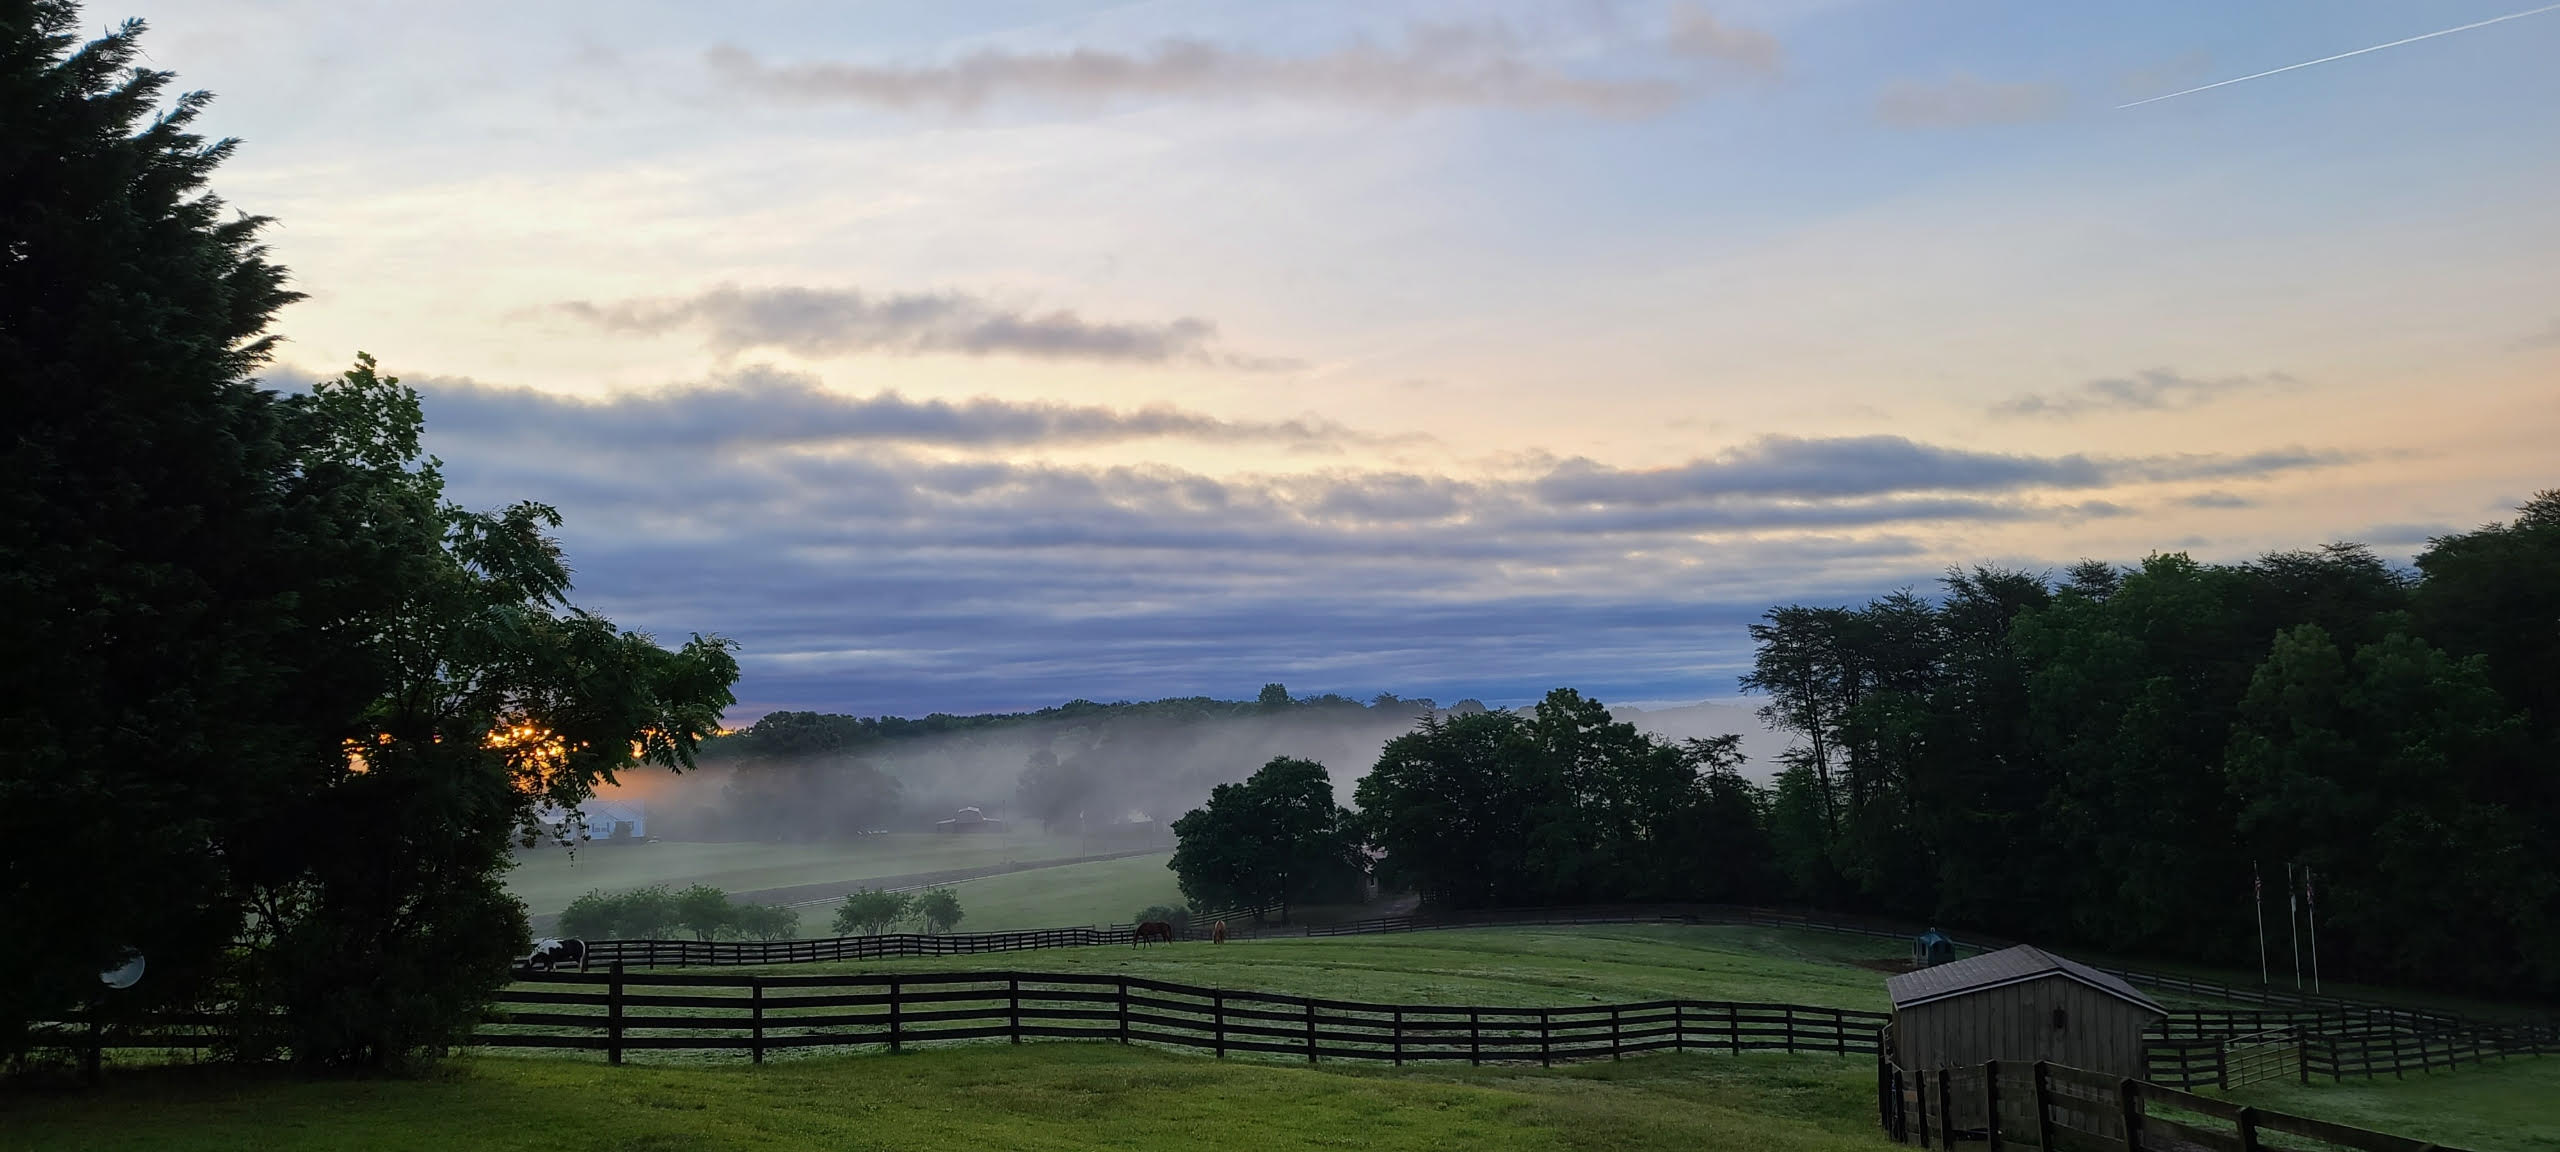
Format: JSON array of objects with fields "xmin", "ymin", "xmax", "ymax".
[
  {"xmin": 507, "ymin": 834, "xmax": 1087, "ymax": 916},
  {"xmin": 788, "ymin": 850, "xmax": 1182, "ymax": 935},
  {"xmin": 756, "ymin": 924, "xmax": 1911, "ymax": 1011},
  {"xmin": 0, "ymin": 1045, "xmax": 1890, "ymax": 1152},
  {"xmin": 2213, "ymin": 1057, "xmax": 2560, "ymax": 1152}
]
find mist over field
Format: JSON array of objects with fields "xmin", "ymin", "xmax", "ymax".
[{"xmin": 592, "ymin": 694, "xmax": 1783, "ymax": 843}]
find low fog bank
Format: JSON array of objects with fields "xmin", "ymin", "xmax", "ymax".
[
  {"xmin": 583, "ymin": 689, "xmax": 1783, "ymax": 845},
  {"xmin": 1608, "ymin": 700, "xmax": 1787, "ymax": 776}
]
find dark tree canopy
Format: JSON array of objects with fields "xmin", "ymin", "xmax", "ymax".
[
  {"xmin": 0, "ymin": 7, "xmax": 738, "ymax": 1069},
  {"xmin": 1170, "ymin": 757, "xmax": 1362, "ymax": 922}
]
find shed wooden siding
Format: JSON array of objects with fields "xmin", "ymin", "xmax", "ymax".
[{"xmin": 1893, "ymin": 973, "xmax": 2159, "ymax": 1080}]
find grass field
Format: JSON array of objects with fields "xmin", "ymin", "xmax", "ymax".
[
  {"xmin": 0, "ymin": 1046, "xmax": 1889, "ymax": 1152},
  {"xmin": 785, "ymin": 850, "xmax": 1184, "ymax": 935},
  {"xmin": 762, "ymin": 924, "xmax": 1911, "ymax": 1011},
  {"xmin": 2214, "ymin": 1057, "xmax": 2560, "ymax": 1152},
  {"xmin": 506, "ymin": 834, "xmax": 1086, "ymax": 916}
]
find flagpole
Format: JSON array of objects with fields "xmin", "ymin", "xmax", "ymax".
[
  {"xmin": 2306, "ymin": 868, "xmax": 2321, "ymax": 995},
  {"xmin": 2287, "ymin": 861, "xmax": 2303, "ymax": 990},
  {"xmin": 2253, "ymin": 862, "xmax": 2268, "ymax": 985}
]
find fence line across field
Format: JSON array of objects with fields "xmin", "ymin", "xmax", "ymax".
[{"xmin": 478, "ymin": 967, "xmax": 1893, "ymax": 1066}]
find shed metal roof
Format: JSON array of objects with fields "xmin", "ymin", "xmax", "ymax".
[{"xmin": 1886, "ymin": 945, "xmax": 2166, "ymax": 1014}]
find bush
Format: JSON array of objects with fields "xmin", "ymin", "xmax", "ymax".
[
  {"xmin": 914, "ymin": 888, "xmax": 963, "ymax": 933},
  {"xmin": 674, "ymin": 884, "xmax": 733, "ymax": 940},
  {"xmin": 832, "ymin": 889, "xmax": 913, "ymax": 936},
  {"xmin": 729, "ymin": 903, "xmax": 801, "ymax": 941}
]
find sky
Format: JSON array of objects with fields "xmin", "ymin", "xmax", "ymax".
[{"xmin": 136, "ymin": 0, "xmax": 2560, "ymax": 719}]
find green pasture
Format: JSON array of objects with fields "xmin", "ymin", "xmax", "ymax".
[
  {"xmin": 0, "ymin": 1045, "xmax": 1889, "ymax": 1152},
  {"xmin": 764, "ymin": 924, "xmax": 1912, "ymax": 1011},
  {"xmin": 505, "ymin": 834, "xmax": 1085, "ymax": 916},
  {"xmin": 785, "ymin": 850, "xmax": 1184, "ymax": 935},
  {"xmin": 2212, "ymin": 1057, "xmax": 2560, "ymax": 1152}
]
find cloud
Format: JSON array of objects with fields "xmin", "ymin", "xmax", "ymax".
[
  {"xmin": 2517, "ymin": 318, "xmax": 2560, "ymax": 349},
  {"xmin": 415, "ymin": 369, "xmax": 1379, "ymax": 452},
  {"xmin": 404, "ymin": 377, "xmax": 2354, "ymax": 717},
  {"xmin": 2181, "ymin": 491, "xmax": 2253, "ymax": 509},
  {"xmin": 559, "ymin": 284, "xmax": 1293, "ymax": 368},
  {"xmin": 1663, "ymin": 5, "xmax": 1783, "ymax": 76},
  {"xmin": 705, "ymin": 26, "xmax": 1684, "ymax": 118},
  {"xmin": 1995, "ymin": 368, "xmax": 2298, "ymax": 419},
  {"xmin": 1528, "ymin": 435, "xmax": 2340, "ymax": 506},
  {"xmin": 1876, "ymin": 74, "xmax": 2070, "ymax": 128},
  {"xmin": 702, "ymin": 12, "xmax": 1784, "ymax": 119}
]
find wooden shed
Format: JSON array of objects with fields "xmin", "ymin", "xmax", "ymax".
[{"xmin": 1887, "ymin": 944, "xmax": 2164, "ymax": 1082}]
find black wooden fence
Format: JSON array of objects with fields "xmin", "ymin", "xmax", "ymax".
[
  {"xmin": 1881, "ymin": 1056, "xmax": 2477, "ymax": 1152},
  {"xmin": 471, "ymin": 966, "xmax": 1890, "ymax": 1066}
]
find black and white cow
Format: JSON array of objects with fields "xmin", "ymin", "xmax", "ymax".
[{"xmin": 522, "ymin": 937, "xmax": 587, "ymax": 973}]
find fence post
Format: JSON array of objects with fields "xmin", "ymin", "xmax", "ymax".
[
  {"xmin": 1540, "ymin": 1009, "xmax": 1552, "ymax": 1068},
  {"xmin": 1214, "ymin": 991, "xmax": 1227, "ymax": 1059},
  {"xmin": 1675, "ymin": 1002, "xmax": 1686, "ymax": 1054},
  {"xmin": 608, "ymin": 962, "xmax": 625, "ymax": 1066},
  {"xmin": 1117, "ymin": 978, "xmax": 1129, "ymax": 1045},
  {"xmin": 2032, "ymin": 1061, "xmax": 2054, "ymax": 1152},
  {"xmin": 1836, "ymin": 1008, "xmax": 1847, "ymax": 1056},
  {"xmin": 1010, "ymin": 977, "xmax": 1021, "ymax": 1045},
  {"xmin": 750, "ymin": 977, "xmax": 765, "ymax": 1065},
  {"xmin": 1470, "ymin": 1011, "xmax": 1481, "ymax": 1066},
  {"xmin": 1610, "ymin": 1005, "xmax": 1621, "ymax": 1061},
  {"xmin": 1982, "ymin": 1059, "xmax": 2002, "ymax": 1151},
  {"xmin": 1394, "ymin": 1008, "xmax": 1405, "ymax": 1066},
  {"xmin": 2117, "ymin": 1077, "xmax": 2142, "ymax": 1152},
  {"xmin": 1785, "ymin": 1005, "xmax": 1797, "ymax": 1053},
  {"xmin": 2234, "ymin": 1106, "xmax": 2259, "ymax": 1152},
  {"xmin": 1915, "ymin": 1064, "xmax": 1932, "ymax": 1149},
  {"xmin": 1303, "ymin": 1000, "xmax": 1315, "ymax": 1063},
  {"xmin": 1728, "ymin": 1003, "xmax": 1740, "ymax": 1057},
  {"xmin": 2217, "ymin": 1041, "xmax": 2230, "ymax": 1091},
  {"xmin": 888, "ymin": 977, "xmax": 902, "ymax": 1054},
  {"xmin": 1936, "ymin": 1069, "xmax": 1953, "ymax": 1149}
]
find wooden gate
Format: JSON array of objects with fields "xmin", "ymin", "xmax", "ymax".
[{"xmin": 2221, "ymin": 1027, "xmax": 2301, "ymax": 1088}]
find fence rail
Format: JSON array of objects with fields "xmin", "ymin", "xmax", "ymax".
[
  {"xmin": 1881, "ymin": 1056, "xmax": 2476, "ymax": 1152},
  {"xmin": 477, "ymin": 967, "xmax": 1889, "ymax": 1066},
  {"xmin": 59, "ymin": 968, "xmax": 1891, "ymax": 1068}
]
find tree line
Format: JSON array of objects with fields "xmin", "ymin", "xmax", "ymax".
[{"xmin": 1174, "ymin": 501, "xmax": 2559, "ymax": 998}]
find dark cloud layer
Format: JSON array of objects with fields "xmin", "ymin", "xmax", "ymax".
[
  {"xmin": 419, "ymin": 370, "xmax": 1370, "ymax": 452},
  {"xmin": 408, "ymin": 376, "xmax": 2351, "ymax": 718},
  {"xmin": 561, "ymin": 284, "xmax": 1291, "ymax": 369},
  {"xmin": 1997, "ymin": 369, "xmax": 2297, "ymax": 418}
]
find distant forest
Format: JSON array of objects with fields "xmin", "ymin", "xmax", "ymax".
[
  {"xmin": 1725, "ymin": 491, "xmax": 2560, "ymax": 999},
  {"xmin": 1355, "ymin": 492, "xmax": 2560, "ymax": 1000}
]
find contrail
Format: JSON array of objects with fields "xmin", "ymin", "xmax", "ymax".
[{"xmin": 2119, "ymin": 2, "xmax": 2560, "ymax": 108}]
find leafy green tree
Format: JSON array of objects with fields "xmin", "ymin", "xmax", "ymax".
[
  {"xmin": 1171, "ymin": 757, "xmax": 1360, "ymax": 923},
  {"xmin": 557, "ymin": 890, "xmax": 622, "ymax": 941},
  {"xmin": 1257, "ymin": 683, "xmax": 1292, "ymax": 709},
  {"xmin": 729, "ymin": 903, "xmax": 801, "ymax": 941},
  {"xmin": 0, "ymin": 9, "xmax": 742, "ymax": 1068},
  {"xmin": 675, "ymin": 885, "xmax": 736, "ymax": 941},
  {"xmin": 833, "ymin": 889, "xmax": 913, "ymax": 936},
  {"xmin": 914, "ymin": 888, "xmax": 964, "ymax": 933},
  {"xmin": 1357, "ymin": 710, "xmax": 1537, "ymax": 909}
]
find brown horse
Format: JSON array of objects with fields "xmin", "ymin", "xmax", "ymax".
[
  {"xmin": 1210, "ymin": 920, "xmax": 1228, "ymax": 945},
  {"xmin": 1132, "ymin": 920, "xmax": 1175, "ymax": 947}
]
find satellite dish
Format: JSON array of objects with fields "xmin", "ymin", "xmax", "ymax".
[{"xmin": 99, "ymin": 949, "xmax": 145, "ymax": 990}]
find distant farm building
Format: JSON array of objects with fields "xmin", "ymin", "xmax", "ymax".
[
  {"xmin": 936, "ymin": 806, "xmax": 1007, "ymax": 834},
  {"xmin": 533, "ymin": 800, "xmax": 646, "ymax": 842},
  {"xmin": 1886, "ymin": 944, "xmax": 2165, "ymax": 1091}
]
